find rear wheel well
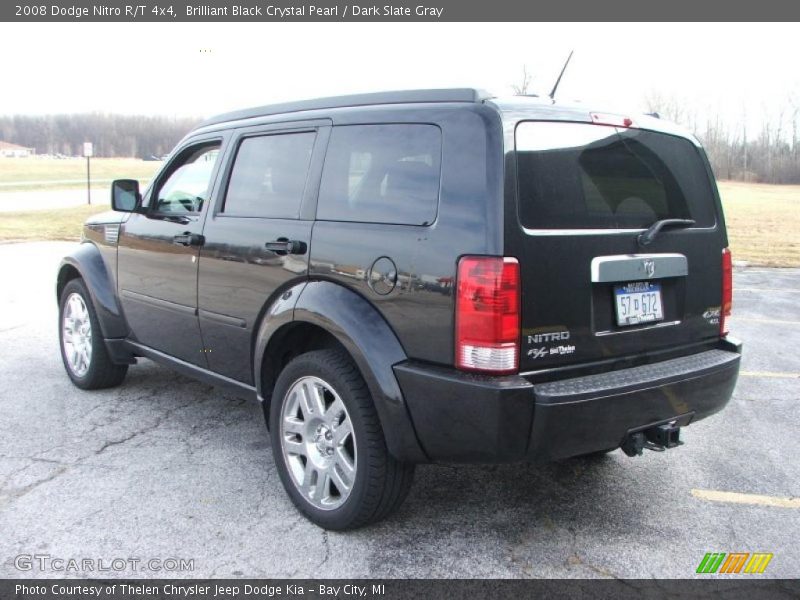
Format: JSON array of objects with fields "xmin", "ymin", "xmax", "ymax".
[
  {"xmin": 57, "ymin": 265, "xmax": 81, "ymax": 301},
  {"xmin": 260, "ymin": 322, "xmax": 348, "ymax": 417}
]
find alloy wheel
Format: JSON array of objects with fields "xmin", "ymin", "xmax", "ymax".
[
  {"xmin": 62, "ymin": 292, "xmax": 93, "ymax": 378},
  {"xmin": 280, "ymin": 375, "xmax": 357, "ymax": 510}
]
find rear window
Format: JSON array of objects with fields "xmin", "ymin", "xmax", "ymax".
[
  {"xmin": 515, "ymin": 121, "xmax": 716, "ymax": 230},
  {"xmin": 317, "ymin": 124, "xmax": 441, "ymax": 226}
]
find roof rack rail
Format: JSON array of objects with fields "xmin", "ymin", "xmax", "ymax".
[{"xmin": 198, "ymin": 88, "xmax": 491, "ymax": 128}]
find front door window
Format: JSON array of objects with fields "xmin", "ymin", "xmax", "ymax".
[{"xmin": 155, "ymin": 145, "xmax": 220, "ymax": 214}]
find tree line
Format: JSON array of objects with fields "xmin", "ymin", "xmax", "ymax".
[
  {"xmin": 510, "ymin": 66, "xmax": 800, "ymax": 185},
  {"xmin": 644, "ymin": 91, "xmax": 800, "ymax": 184},
  {"xmin": 0, "ymin": 114, "xmax": 201, "ymax": 159},
  {"xmin": 4, "ymin": 92, "xmax": 800, "ymax": 184}
]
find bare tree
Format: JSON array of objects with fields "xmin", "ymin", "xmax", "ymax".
[
  {"xmin": 789, "ymin": 91, "xmax": 799, "ymax": 161},
  {"xmin": 512, "ymin": 65, "xmax": 534, "ymax": 96},
  {"xmin": 640, "ymin": 90, "xmax": 800, "ymax": 184}
]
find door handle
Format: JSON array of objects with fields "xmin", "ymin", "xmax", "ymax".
[
  {"xmin": 265, "ymin": 238, "xmax": 307, "ymax": 255},
  {"xmin": 173, "ymin": 233, "xmax": 205, "ymax": 247}
]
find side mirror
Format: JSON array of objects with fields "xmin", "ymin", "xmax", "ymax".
[{"xmin": 111, "ymin": 179, "xmax": 141, "ymax": 212}]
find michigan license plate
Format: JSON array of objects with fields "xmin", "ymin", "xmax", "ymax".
[{"xmin": 614, "ymin": 281, "xmax": 663, "ymax": 326}]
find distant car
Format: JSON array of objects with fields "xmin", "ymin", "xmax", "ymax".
[
  {"xmin": 143, "ymin": 155, "xmax": 162, "ymax": 161},
  {"xmin": 56, "ymin": 89, "xmax": 741, "ymax": 529}
]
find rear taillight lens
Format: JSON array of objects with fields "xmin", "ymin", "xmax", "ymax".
[
  {"xmin": 721, "ymin": 247, "xmax": 732, "ymax": 336},
  {"xmin": 455, "ymin": 256, "xmax": 520, "ymax": 374}
]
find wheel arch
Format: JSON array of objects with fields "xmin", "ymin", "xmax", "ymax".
[
  {"xmin": 254, "ymin": 280, "xmax": 428, "ymax": 463},
  {"xmin": 56, "ymin": 263, "xmax": 81, "ymax": 301},
  {"xmin": 57, "ymin": 242, "xmax": 128, "ymax": 339}
]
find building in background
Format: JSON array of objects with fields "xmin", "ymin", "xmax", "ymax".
[{"xmin": 0, "ymin": 141, "xmax": 35, "ymax": 157}]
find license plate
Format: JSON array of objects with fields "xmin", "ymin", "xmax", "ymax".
[{"xmin": 614, "ymin": 281, "xmax": 663, "ymax": 326}]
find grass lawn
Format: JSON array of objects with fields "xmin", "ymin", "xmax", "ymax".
[
  {"xmin": 0, "ymin": 181, "xmax": 798, "ymax": 267},
  {"xmin": 717, "ymin": 181, "xmax": 800, "ymax": 267},
  {"xmin": 0, "ymin": 157, "xmax": 161, "ymax": 191},
  {"xmin": 0, "ymin": 204, "xmax": 109, "ymax": 243}
]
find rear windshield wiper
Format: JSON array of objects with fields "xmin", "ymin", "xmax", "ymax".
[{"xmin": 637, "ymin": 218, "xmax": 696, "ymax": 247}]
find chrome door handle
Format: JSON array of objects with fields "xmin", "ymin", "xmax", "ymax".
[
  {"xmin": 265, "ymin": 238, "xmax": 307, "ymax": 255},
  {"xmin": 173, "ymin": 233, "xmax": 205, "ymax": 247}
]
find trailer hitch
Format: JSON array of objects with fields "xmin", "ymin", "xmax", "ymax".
[{"xmin": 621, "ymin": 422, "xmax": 684, "ymax": 457}]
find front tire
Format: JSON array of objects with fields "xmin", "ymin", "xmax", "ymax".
[
  {"xmin": 59, "ymin": 278, "xmax": 128, "ymax": 390},
  {"xmin": 269, "ymin": 349, "xmax": 414, "ymax": 530}
]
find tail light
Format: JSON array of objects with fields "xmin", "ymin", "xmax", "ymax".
[
  {"xmin": 455, "ymin": 256, "xmax": 520, "ymax": 374},
  {"xmin": 721, "ymin": 248, "xmax": 732, "ymax": 336}
]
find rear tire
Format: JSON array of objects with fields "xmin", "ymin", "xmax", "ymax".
[
  {"xmin": 59, "ymin": 278, "xmax": 128, "ymax": 390},
  {"xmin": 269, "ymin": 349, "xmax": 415, "ymax": 530}
]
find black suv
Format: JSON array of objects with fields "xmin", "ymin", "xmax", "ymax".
[{"xmin": 57, "ymin": 89, "xmax": 741, "ymax": 529}]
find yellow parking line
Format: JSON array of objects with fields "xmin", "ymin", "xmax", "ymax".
[
  {"xmin": 740, "ymin": 371, "xmax": 800, "ymax": 378},
  {"xmin": 736, "ymin": 317, "xmax": 800, "ymax": 325},
  {"xmin": 692, "ymin": 489, "xmax": 800, "ymax": 509}
]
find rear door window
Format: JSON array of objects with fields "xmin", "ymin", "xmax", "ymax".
[
  {"xmin": 223, "ymin": 132, "xmax": 315, "ymax": 218},
  {"xmin": 515, "ymin": 122, "xmax": 716, "ymax": 230},
  {"xmin": 317, "ymin": 124, "xmax": 441, "ymax": 226}
]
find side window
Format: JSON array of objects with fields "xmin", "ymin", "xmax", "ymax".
[
  {"xmin": 223, "ymin": 132, "xmax": 315, "ymax": 218},
  {"xmin": 155, "ymin": 143, "xmax": 221, "ymax": 214},
  {"xmin": 317, "ymin": 124, "xmax": 441, "ymax": 226}
]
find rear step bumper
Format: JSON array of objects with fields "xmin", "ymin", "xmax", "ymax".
[{"xmin": 394, "ymin": 340, "xmax": 741, "ymax": 463}]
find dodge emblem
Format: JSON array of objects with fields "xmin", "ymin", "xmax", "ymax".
[{"xmin": 643, "ymin": 258, "xmax": 656, "ymax": 278}]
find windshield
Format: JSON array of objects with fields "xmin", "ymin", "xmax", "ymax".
[{"xmin": 515, "ymin": 121, "xmax": 717, "ymax": 230}]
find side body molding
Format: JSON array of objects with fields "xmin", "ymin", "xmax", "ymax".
[
  {"xmin": 57, "ymin": 242, "xmax": 128, "ymax": 339},
  {"xmin": 253, "ymin": 280, "xmax": 428, "ymax": 463}
]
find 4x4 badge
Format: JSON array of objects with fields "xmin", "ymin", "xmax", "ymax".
[{"xmin": 643, "ymin": 258, "xmax": 656, "ymax": 278}]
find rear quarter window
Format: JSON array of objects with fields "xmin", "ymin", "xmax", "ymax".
[
  {"xmin": 515, "ymin": 121, "xmax": 717, "ymax": 230},
  {"xmin": 317, "ymin": 124, "xmax": 441, "ymax": 226}
]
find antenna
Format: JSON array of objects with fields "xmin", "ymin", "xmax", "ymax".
[{"xmin": 548, "ymin": 50, "xmax": 574, "ymax": 100}]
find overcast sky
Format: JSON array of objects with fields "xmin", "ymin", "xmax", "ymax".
[{"xmin": 1, "ymin": 22, "xmax": 797, "ymax": 133}]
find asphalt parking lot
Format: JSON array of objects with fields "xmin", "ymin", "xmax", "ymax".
[{"xmin": 0, "ymin": 241, "xmax": 798, "ymax": 579}]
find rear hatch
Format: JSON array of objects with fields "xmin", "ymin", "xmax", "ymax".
[{"xmin": 509, "ymin": 117, "xmax": 728, "ymax": 373}]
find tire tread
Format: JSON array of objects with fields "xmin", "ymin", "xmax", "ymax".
[{"xmin": 270, "ymin": 348, "xmax": 414, "ymax": 529}]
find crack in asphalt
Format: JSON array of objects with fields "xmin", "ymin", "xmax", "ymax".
[
  {"xmin": 0, "ymin": 464, "xmax": 70, "ymax": 507},
  {"xmin": 502, "ymin": 464, "xmax": 629, "ymax": 579},
  {"xmin": 318, "ymin": 530, "xmax": 331, "ymax": 569},
  {"xmin": 566, "ymin": 552, "xmax": 625, "ymax": 579},
  {"xmin": 0, "ymin": 391, "xmax": 201, "ymax": 507}
]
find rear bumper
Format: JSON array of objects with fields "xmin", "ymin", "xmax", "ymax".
[{"xmin": 395, "ymin": 340, "xmax": 741, "ymax": 463}]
